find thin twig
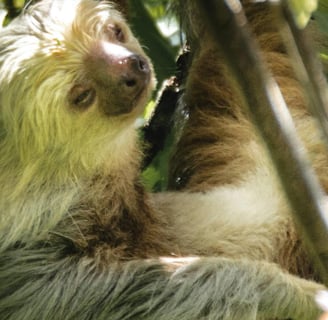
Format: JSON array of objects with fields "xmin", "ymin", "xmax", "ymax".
[{"xmin": 271, "ymin": 0, "xmax": 328, "ymax": 147}]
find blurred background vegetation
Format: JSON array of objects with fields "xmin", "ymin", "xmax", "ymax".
[{"xmin": 1, "ymin": 0, "xmax": 328, "ymax": 191}]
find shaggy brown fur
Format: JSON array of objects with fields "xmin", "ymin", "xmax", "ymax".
[
  {"xmin": 169, "ymin": 0, "xmax": 328, "ymax": 280},
  {"xmin": 0, "ymin": 1, "xmax": 326, "ymax": 319}
]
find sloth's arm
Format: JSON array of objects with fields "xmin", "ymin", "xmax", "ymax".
[{"xmin": 0, "ymin": 247, "xmax": 322, "ymax": 320}]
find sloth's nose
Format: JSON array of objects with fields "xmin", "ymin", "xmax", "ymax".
[
  {"xmin": 125, "ymin": 54, "xmax": 149, "ymax": 75},
  {"xmin": 121, "ymin": 54, "xmax": 150, "ymax": 90}
]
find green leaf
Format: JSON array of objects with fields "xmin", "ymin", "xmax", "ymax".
[
  {"xmin": 128, "ymin": 0, "xmax": 177, "ymax": 86},
  {"xmin": 288, "ymin": 0, "xmax": 318, "ymax": 28}
]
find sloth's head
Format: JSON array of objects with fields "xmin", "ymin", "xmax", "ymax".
[{"xmin": 0, "ymin": 0, "xmax": 155, "ymax": 176}]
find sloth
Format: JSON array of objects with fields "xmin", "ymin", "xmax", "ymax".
[{"xmin": 0, "ymin": 0, "xmax": 325, "ymax": 319}]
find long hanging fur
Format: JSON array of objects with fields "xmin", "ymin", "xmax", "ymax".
[
  {"xmin": 0, "ymin": 1, "xmax": 325, "ymax": 319},
  {"xmin": 169, "ymin": 0, "xmax": 328, "ymax": 279}
]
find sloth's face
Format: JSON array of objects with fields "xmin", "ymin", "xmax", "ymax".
[
  {"xmin": 0, "ymin": 0, "xmax": 156, "ymax": 168},
  {"xmin": 68, "ymin": 7, "xmax": 155, "ymax": 118},
  {"xmin": 79, "ymin": 38, "xmax": 152, "ymax": 117}
]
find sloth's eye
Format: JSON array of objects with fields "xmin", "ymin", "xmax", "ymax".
[
  {"xmin": 69, "ymin": 86, "xmax": 96, "ymax": 110},
  {"xmin": 107, "ymin": 24, "xmax": 125, "ymax": 43}
]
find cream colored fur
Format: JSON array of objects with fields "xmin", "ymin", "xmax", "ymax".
[{"xmin": 155, "ymin": 165, "xmax": 289, "ymax": 259}]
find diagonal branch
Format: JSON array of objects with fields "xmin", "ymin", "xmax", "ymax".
[{"xmin": 272, "ymin": 0, "xmax": 328, "ymax": 147}]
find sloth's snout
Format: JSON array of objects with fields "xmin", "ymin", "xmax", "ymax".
[
  {"xmin": 86, "ymin": 41, "xmax": 152, "ymax": 115},
  {"xmin": 120, "ymin": 54, "xmax": 150, "ymax": 92},
  {"xmin": 124, "ymin": 54, "xmax": 149, "ymax": 76},
  {"xmin": 86, "ymin": 42, "xmax": 150, "ymax": 89}
]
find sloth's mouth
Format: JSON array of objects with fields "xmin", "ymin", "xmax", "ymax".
[
  {"xmin": 106, "ymin": 73, "xmax": 152, "ymax": 117},
  {"xmin": 133, "ymin": 76, "xmax": 151, "ymax": 105},
  {"xmin": 126, "ymin": 85, "xmax": 150, "ymax": 115}
]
